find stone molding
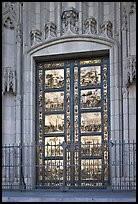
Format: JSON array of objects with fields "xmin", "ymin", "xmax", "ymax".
[
  {"xmin": 2, "ymin": 67, "xmax": 16, "ymax": 95},
  {"xmin": 16, "ymin": 23, "xmax": 22, "ymax": 43},
  {"xmin": 125, "ymin": 55, "xmax": 136, "ymax": 86},
  {"xmin": 122, "ymin": 2, "xmax": 136, "ymax": 31},
  {"xmin": 122, "ymin": 6, "xmax": 127, "ymax": 31},
  {"xmin": 27, "ymin": 34, "xmax": 117, "ymax": 55}
]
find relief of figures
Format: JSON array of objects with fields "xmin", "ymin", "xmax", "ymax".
[
  {"xmin": 45, "ymin": 69, "xmax": 64, "ymax": 89},
  {"xmin": 81, "ymin": 89, "xmax": 101, "ymax": 109},
  {"xmin": 81, "ymin": 136, "xmax": 102, "ymax": 156},
  {"xmin": 81, "ymin": 159, "xmax": 102, "ymax": 180},
  {"xmin": 81, "ymin": 144, "xmax": 102, "ymax": 157},
  {"xmin": 45, "ymin": 92, "xmax": 64, "ymax": 111},
  {"xmin": 45, "ymin": 137, "xmax": 64, "ymax": 157},
  {"xmin": 44, "ymin": 160, "xmax": 64, "ymax": 182},
  {"xmin": 45, "ymin": 114, "xmax": 64, "ymax": 134},
  {"xmin": 81, "ymin": 112, "xmax": 101, "ymax": 132},
  {"xmin": 80, "ymin": 66, "xmax": 101, "ymax": 86}
]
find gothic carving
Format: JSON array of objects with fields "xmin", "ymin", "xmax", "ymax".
[
  {"xmin": 84, "ymin": 17, "xmax": 97, "ymax": 35},
  {"xmin": 15, "ymin": 95, "xmax": 22, "ymax": 105},
  {"xmin": 122, "ymin": 6, "xmax": 127, "ymax": 31},
  {"xmin": 100, "ymin": 21, "xmax": 113, "ymax": 38},
  {"xmin": 30, "ymin": 30, "xmax": 42, "ymax": 46},
  {"xmin": 125, "ymin": 2, "xmax": 136, "ymax": 14},
  {"xmin": 126, "ymin": 55, "xmax": 136, "ymax": 86},
  {"xmin": 2, "ymin": 2, "xmax": 17, "ymax": 29},
  {"xmin": 3, "ymin": 15, "xmax": 15, "ymax": 29},
  {"xmin": 16, "ymin": 23, "xmax": 22, "ymax": 43},
  {"xmin": 2, "ymin": 67, "xmax": 16, "ymax": 95},
  {"xmin": 129, "ymin": 2, "xmax": 136, "ymax": 14},
  {"xmin": 45, "ymin": 22, "xmax": 57, "ymax": 40},
  {"xmin": 61, "ymin": 7, "xmax": 79, "ymax": 36}
]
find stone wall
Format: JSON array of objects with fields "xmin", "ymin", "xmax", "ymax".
[{"xmin": 2, "ymin": 2, "xmax": 136, "ymax": 144}]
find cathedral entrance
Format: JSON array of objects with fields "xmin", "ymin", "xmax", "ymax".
[{"xmin": 36, "ymin": 56, "xmax": 110, "ymax": 189}]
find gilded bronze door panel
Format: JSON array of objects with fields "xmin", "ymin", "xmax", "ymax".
[{"xmin": 36, "ymin": 58, "xmax": 110, "ymax": 188}]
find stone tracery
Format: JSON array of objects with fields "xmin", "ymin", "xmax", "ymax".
[
  {"xmin": 61, "ymin": 7, "xmax": 79, "ymax": 35},
  {"xmin": 2, "ymin": 2, "xmax": 17, "ymax": 29},
  {"xmin": 2, "ymin": 67, "xmax": 16, "ymax": 95},
  {"xmin": 126, "ymin": 55, "xmax": 136, "ymax": 86}
]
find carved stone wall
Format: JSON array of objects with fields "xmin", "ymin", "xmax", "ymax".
[{"xmin": 2, "ymin": 2, "xmax": 136, "ymax": 146}]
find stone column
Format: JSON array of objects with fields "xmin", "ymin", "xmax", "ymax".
[
  {"xmin": 121, "ymin": 4, "xmax": 129, "ymax": 143},
  {"xmin": 56, "ymin": 2, "xmax": 62, "ymax": 37},
  {"xmin": 15, "ymin": 10, "xmax": 22, "ymax": 144},
  {"xmin": 78, "ymin": 2, "xmax": 83, "ymax": 34}
]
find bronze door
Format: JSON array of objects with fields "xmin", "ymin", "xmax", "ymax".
[{"xmin": 36, "ymin": 58, "xmax": 110, "ymax": 188}]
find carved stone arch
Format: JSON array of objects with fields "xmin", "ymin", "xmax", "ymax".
[{"xmin": 24, "ymin": 36, "xmax": 122, "ymax": 159}]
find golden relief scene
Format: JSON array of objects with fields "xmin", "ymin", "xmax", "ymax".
[
  {"xmin": 37, "ymin": 60, "xmax": 109, "ymax": 187},
  {"xmin": 81, "ymin": 159, "xmax": 102, "ymax": 181},
  {"xmin": 45, "ymin": 137, "xmax": 64, "ymax": 157},
  {"xmin": 45, "ymin": 92, "xmax": 64, "ymax": 111},
  {"xmin": 45, "ymin": 114, "xmax": 64, "ymax": 134},
  {"xmin": 45, "ymin": 69, "xmax": 64, "ymax": 89},
  {"xmin": 44, "ymin": 160, "xmax": 64, "ymax": 182},
  {"xmin": 81, "ymin": 112, "xmax": 102, "ymax": 132},
  {"xmin": 80, "ymin": 66, "xmax": 101, "ymax": 86},
  {"xmin": 81, "ymin": 136, "xmax": 102, "ymax": 157},
  {"xmin": 81, "ymin": 89, "xmax": 101, "ymax": 109}
]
